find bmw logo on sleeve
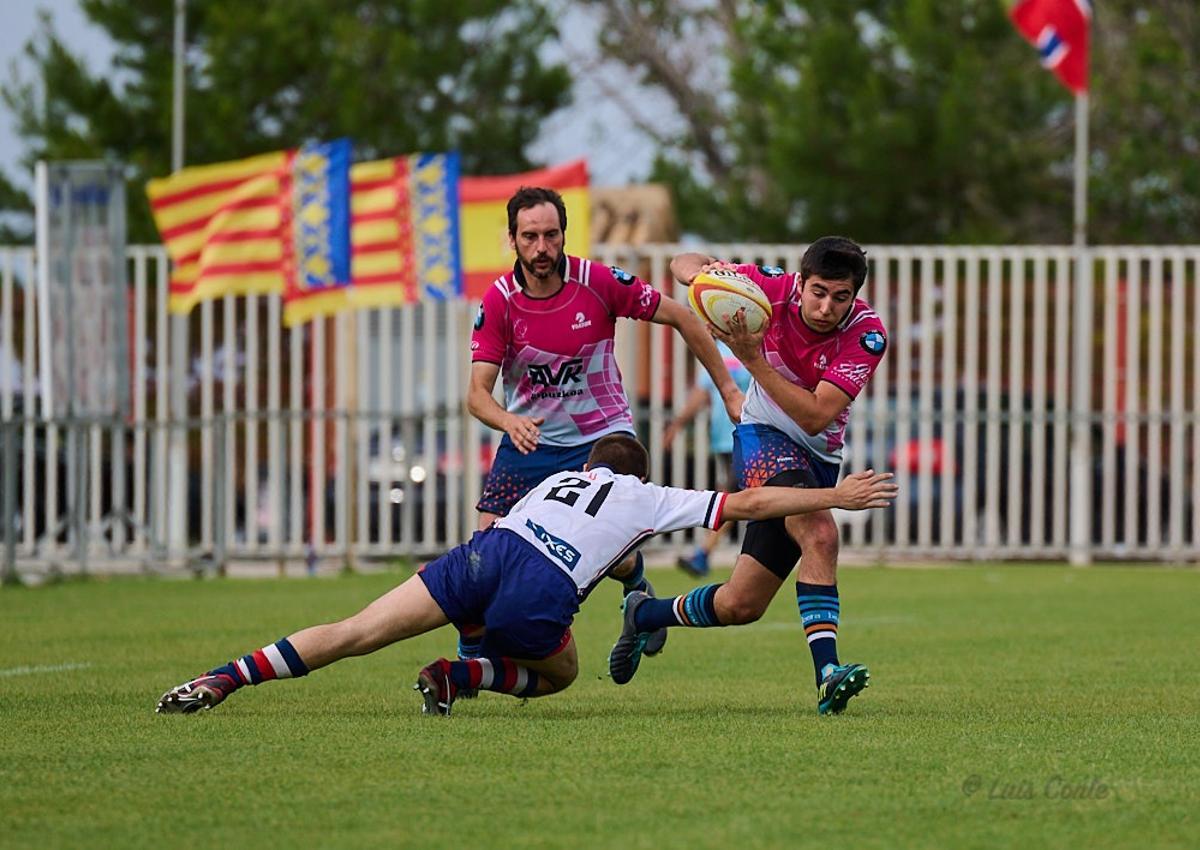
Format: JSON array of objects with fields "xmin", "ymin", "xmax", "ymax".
[
  {"xmin": 610, "ymin": 266, "xmax": 635, "ymax": 285},
  {"xmin": 474, "ymin": 304, "xmax": 485, "ymax": 330},
  {"xmin": 758, "ymin": 264, "xmax": 785, "ymax": 277},
  {"xmin": 860, "ymin": 330, "xmax": 887, "ymax": 356}
]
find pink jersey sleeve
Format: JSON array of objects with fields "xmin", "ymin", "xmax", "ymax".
[
  {"xmin": 734, "ymin": 263, "xmax": 795, "ymax": 303},
  {"xmin": 469, "ymin": 285, "xmax": 509, "ymax": 364},
  {"xmin": 822, "ymin": 314, "xmax": 888, "ymax": 399},
  {"xmin": 590, "ymin": 263, "xmax": 661, "ymax": 321}
]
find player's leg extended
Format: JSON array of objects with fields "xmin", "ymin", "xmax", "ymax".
[
  {"xmin": 157, "ymin": 575, "xmax": 450, "ymax": 714},
  {"xmin": 789, "ymin": 509, "xmax": 869, "ymax": 714}
]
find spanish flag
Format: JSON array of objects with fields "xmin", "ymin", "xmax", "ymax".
[
  {"xmin": 147, "ymin": 149, "xmax": 293, "ymax": 314},
  {"xmin": 459, "ymin": 159, "xmax": 589, "ymax": 299}
]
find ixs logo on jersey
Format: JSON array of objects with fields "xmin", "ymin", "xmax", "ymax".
[
  {"xmin": 528, "ymin": 358, "xmax": 585, "ymax": 386},
  {"xmin": 525, "ymin": 519, "xmax": 581, "ymax": 570}
]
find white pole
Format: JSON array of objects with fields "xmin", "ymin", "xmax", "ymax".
[
  {"xmin": 34, "ymin": 162, "xmax": 53, "ymax": 419},
  {"xmin": 1069, "ymin": 91, "xmax": 1092, "ymax": 565},
  {"xmin": 167, "ymin": 0, "xmax": 189, "ymax": 561}
]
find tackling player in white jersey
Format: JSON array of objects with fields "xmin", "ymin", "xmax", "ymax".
[{"xmin": 156, "ymin": 435, "xmax": 896, "ymax": 716}]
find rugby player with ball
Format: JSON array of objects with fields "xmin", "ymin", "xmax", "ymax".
[{"xmin": 609, "ymin": 237, "xmax": 890, "ymax": 715}]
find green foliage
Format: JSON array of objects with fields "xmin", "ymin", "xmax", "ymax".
[
  {"xmin": 1, "ymin": 1, "xmax": 571, "ymax": 242},
  {"xmin": 2, "ymin": 565, "xmax": 1198, "ymax": 848},
  {"xmin": 622, "ymin": 0, "xmax": 1200, "ymax": 244}
]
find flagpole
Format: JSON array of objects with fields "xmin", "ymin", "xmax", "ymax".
[
  {"xmin": 1069, "ymin": 89, "xmax": 1092, "ymax": 564},
  {"xmin": 167, "ymin": 0, "xmax": 189, "ymax": 563}
]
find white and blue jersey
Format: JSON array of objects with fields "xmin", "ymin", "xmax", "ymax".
[
  {"xmin": 495, "ymin": 466, "xmax": 727, "ymax": 598},
  {"xmin": 419, "ymin": 466, "xmax": 728, "ymax": 659}
]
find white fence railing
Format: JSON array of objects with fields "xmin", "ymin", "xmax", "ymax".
[{"xmin": 2, "ymin": 243, "xmax": 1198, "ymax": 576}]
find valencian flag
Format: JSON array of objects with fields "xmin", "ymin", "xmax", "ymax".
[
  {"xmin": 148, "ymin": 143, "xmax": 461, "ymax": 324},
  {"xmin": 459, "ymin": 159, "xmax": 589, "ymax": 299},
  {"xmin": 1009, "ymin": 0, "xmax": 1092, "ymax": 93},
  {"xmin": 342, "ymin": 153, "xmax": 462, "ymax": 310}
]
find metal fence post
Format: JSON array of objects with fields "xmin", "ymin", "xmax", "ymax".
[
  {"xmin": 213, "ymin": 415, "xmax": 227, "ymax": 576},
  {"xmin": 2, "ymin": 420, "xmax": 18, "ymax": 585}
]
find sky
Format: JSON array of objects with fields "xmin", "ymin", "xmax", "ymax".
[{"xmin": 0, "ymin": 0, "xmax": 671, "ymax": 189}]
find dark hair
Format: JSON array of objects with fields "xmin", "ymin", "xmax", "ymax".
[
  {"xmin": 507, "ymin": 186, "xmax": 568, "ymax": 237},
  {"xmin": 587, "ymin": 434, "xmax": 649, "ymax": 479},
  {"xmin": 800, "ymin": 236, "xmax": 868, "ymax": 292}
]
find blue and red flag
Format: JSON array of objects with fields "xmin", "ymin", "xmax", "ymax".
[{"xmin": 1010, "ymin": 0, "xmax": 1092, "ymax": 93}]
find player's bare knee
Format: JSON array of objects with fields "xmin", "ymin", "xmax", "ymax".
[
  {"xmin": 792, "ymin": 514, "xmax": 839, "ymax": 558},
  {"xmin": 716, "ymin": 589, "xmax": 767, "ymax": 625},
  {"xmin": 608, "ymin": 556, "xmax": 636, "ymax": 580}
]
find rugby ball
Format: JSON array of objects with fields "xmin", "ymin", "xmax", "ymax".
[{"xmin": 688, "ymin": 269, "xmax": 772, "ymax": 334}]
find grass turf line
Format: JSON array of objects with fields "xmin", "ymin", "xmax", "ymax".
[{"xmin": 1, "ymin": 565, "xmax": 1198, "ymax": 849}]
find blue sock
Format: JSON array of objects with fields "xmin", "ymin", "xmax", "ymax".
[
  {"xmin": 634, "ymin": 584, "xmax": 724, "ymax": 631},
  {"xmin": 618, "ymin": 551, "xmax": 648, "ymax": 594},
  {"xmin": 797, "ymin": 582, "xmax": 839, "ymax": 685},
  {"xmin": 457, "ymin": 632, "xmax": 483, "ymax": 660}
]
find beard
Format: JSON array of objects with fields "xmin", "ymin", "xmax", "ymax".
[{"xmin": 521, "ymin": 249, "xmax": 560, "ymax": 280}]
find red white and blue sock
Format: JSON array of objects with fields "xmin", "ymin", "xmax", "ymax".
[
  {"xmin": 447, "ymin": 657, "xmax": 540, "ymax": 698},
  {"xmin": 797, "ymin": 582, "xmax": 839, "ymax": 685},
  {"xmin": 208, "ymin": 638, "xmax": 310, "ymax": 688}
]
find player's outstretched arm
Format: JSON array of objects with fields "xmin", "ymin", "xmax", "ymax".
[
  {"xmin": 669, "ymin": 252, "xmax": 736, "ymax": 286},
  {"xmin": 720, "ymin": 470, "xmax": 898, "ymax": 522}
]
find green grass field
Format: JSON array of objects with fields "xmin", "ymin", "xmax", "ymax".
[{"xmin": 2, "ymin": 563, "xmax": 1197, "ymax": 849}]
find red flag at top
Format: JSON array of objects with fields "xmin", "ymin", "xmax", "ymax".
[{"xmin": 1010, "ymin": 0, "xmax": 1091, "ymax": 93}]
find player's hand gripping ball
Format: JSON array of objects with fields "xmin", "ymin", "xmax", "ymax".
[{"xmin": 687, "ymin": 269, "xmax": 771, "ymax": 334}]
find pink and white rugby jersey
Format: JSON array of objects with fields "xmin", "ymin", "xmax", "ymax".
[
  {"xmin": 470, "ymin": 255, "xmax": 661, "ymax": 446},
  {"xmin": 496, "ymin": 466, "xmax": 727, "ymax": 597},
  {"xmin": 733, "ymin": 263, "xmax": 888, "ymax": 463}
]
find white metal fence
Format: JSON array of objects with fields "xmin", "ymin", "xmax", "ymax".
[{"xmin": 2, "ymin": 243, "xmax": 1198, "ymax": 577}]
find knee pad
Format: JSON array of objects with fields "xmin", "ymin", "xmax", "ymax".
[{"xmin": 741, "ymin": 518, "xmax": 801, "ymax": 580}]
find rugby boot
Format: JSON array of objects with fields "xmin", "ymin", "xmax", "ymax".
[
  {"xmin": 816, "ymin": 662, "xmax": 870, "ymax": 715},
  {"xmin": 414, "ymin": 658, "xmax": 458, "ymax": 716}
]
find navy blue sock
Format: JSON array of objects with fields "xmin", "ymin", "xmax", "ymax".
[
  {"xmin": 634, "ymin": 584, "xmax": 724, "ymax": 631},
  {"xmin": 797, "ymin": 582, "xmax": 840, "ymax": 685}
]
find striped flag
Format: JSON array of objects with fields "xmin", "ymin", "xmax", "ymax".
[
  {"xmin": 335, "ymin": 152, "xmax": 462, "ymax": 315},
  {"xmin": 459, "ymin": 159, "xmax": 589, "ymax": 299},
  {"xmin": 147, "ymin": 149, "xmax": 294, "ymax": 313},
  {"xmin": 148, "ymin": 144, "xmax": 461, "ymax": 324},
  {"xmin": 1010, "ymin": 0, "xmax": 1092, "ymax": 93},
  {"xmin": 281, "ymin": 139, "xmax": 353, "ymax": 325}
]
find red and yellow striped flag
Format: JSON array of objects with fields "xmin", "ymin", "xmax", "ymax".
[
  {"xmin": 459, "ymin": 159, "xmax": 589, "ymax": 299},
  {"xmin": 147, "ymin": 151, "xmax": 292, "ymax": 313}
]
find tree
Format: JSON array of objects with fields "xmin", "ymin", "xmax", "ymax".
[
  {"xmin": 582, "ymin": 0, "xmax": 1200, "ymax": 245},
  {"xmin": 1, "ymin": 0, "xmax": 571, "ymax": 242}
]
